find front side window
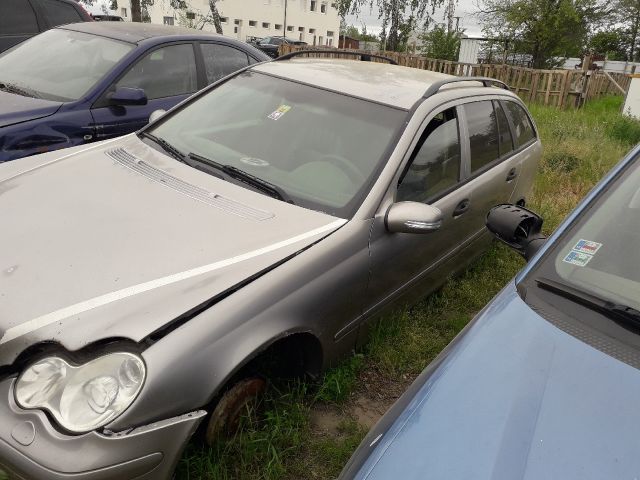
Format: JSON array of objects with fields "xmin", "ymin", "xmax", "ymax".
[
  {"xmin": 464, "ymin": 101, "xmax": 500, "ymax": 174},
  {"xmin": 502, "ymin": 100, "xmax": 535, "ymax": 148},
  {"xmin": 0, "ymin": 29, "xmax": 133, "ymax": 101},
  {"xmin": 149, "ymin": 72, "xmax": 405, "ymax": 217},
  {"xmin": 200, "ymin": 43, "xmax": 249, "ymax": 84},
  {"xmin": 115, "ymin": 44, "xmax": 197, "ymax": 100},
  {"xmin": 397, "ymin": 107, "xmax": 460, "ymax": 203},
  {"xmin": 0, "ymin": 0, "xmax": 38, "ymax": 34},
  {"xmin": 38, "ymin": 0, "xmax": 82, "ymax": 26}
]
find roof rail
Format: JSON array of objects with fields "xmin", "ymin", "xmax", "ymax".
[
  {"xmin": 275, "ymin": 49, "xmax": 398, "ymax": 65},
  {"xmin": 423, "ymin": 77, "xmax": 510, "ymax": 98}
]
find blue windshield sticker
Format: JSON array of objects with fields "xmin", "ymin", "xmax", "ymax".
[
  {"xmin": 563, "ymin": 250, "xmax": 593, "ymax": 267},
  {"xmin": 572, "ymin": 239, "xmax": 603, "ymax": 255}
]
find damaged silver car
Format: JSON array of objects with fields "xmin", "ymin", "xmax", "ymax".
[{"xmin": 0, "ymin": 52, "xmax": 541, "ymax": 479}]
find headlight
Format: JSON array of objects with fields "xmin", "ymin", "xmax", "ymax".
[{"xmin": 15, "ymin": 352, "xmax": 145, "ymax": 433}]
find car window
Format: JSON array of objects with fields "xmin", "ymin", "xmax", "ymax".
[
  {"xmin": 0, "ymin": 0, "xmax": 39, "ymax": 34},
  {"xmin": 494, "ymin": 100, "xmax": 514, "ymax": 157},
  {"xmin": 397, "ymin": 107, "xmax": 461, "ymax": 203},
  {"xmin": 200, "ymin": 43, "xmax": 250, "ymax": 84},
  {"xmin": 464, "ymin": 100, "xmax": 500, "ymax": 174},
  {"xmin": 0, "ymin": 28, "xmax": 133, "ymax": 101},
  {"xmin": 37, "ymin": 0, "xmax": 82, "ymax": 26},
  {"xmin": 115, "ymin": 44, "xmax": 197, "ymax": 100},
  {"xmin": 501, "ymin": 100, "xmax": 536, "ymax": 148}
]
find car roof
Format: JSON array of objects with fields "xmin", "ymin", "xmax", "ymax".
[
  {"xmin": 252, "ymin": 59, "xmax": 466, "ymax": 109},
  {"xmin": 60, "ymin": 21, "xmax": 223, "ymax": 44}
]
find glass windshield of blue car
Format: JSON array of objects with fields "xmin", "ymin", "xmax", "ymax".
[
  {"xmin": 148, "ymin": 71, "xmax": 406, "ymax": 217},
  {"xmin": 529, "ymin": 159, "xmax": 640, "ymax": 315},
  {"xmin": 0, "ymin": 29, "xmax": 133, "ymax": 102}
]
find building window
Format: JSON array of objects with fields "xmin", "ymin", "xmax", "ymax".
[
  {"xmin": 262, "ymin": 22, "xmax": 270, "ymax": 28},
  {"xmin": 298, "ymin": 26, "xmax": 304, "ymax": 32},
  {"xmin": 309, "ymin": 28, "xmax": 315, "ymax": 33},
  {"xmin": 220, "ymin": 17, "xmax": 228, "ymax": 24},
  {"xmin": 163, "ymin": 16, "xmax": 174, "ymax": 25},
  {"xmin": 186, "ymin": 11, "xmax": 195, "ymax": 20},
  {"xmin": 327, "ymin": 30, "xmax": 334, "ymax": 37},
  {"xmin": 275, "ymin": 24, "xmax": 282, "ymax": 30},
  {"xmin": 287, "ymin": 25, "xmax": 294, "ymax": 32},
  {"xmin": 121, "ymin": 7, "xmax": 127, "ymax": 17},
  {"xmin": 320, "ymin": 2, "xmax": 327, "ymax": 13},
  {"xmin": 249, "ymin": 20, "xmax": 257, "ymax": 27},
  {"xmin": 310, "ymin": 0, "xmax": 316, "ymax": 11},
  {"xmin": 328, "ymin": 38, "xmax": 333, "ymax": 46},
  {"xmin": 234, "ymin": 19, "xmax": 241, "ymax": 25}
]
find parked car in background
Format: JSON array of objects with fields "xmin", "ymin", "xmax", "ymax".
[
  {"xmin": 92, "ymin": 14, "xmax": 125, "ymax": 21},
  {"xmin": 0, "ymin": 22, "xmax": 269, "ymax": 162},
  {"xmin": 340, "ymin": 146, "xmax": 640, "ymax": 480},
  {"xmin": 0, "ymin": 0, "xmax": 92, "ymax": 53},
  {"xmin": 0, "ymin": 53, "xmax": 540, "ymax": 479},
  {"xmin": 253, "ymin": 36, "xmax": 307, "ymax": 58}
]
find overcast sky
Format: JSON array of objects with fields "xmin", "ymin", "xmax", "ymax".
[{"xmin": 345, "ymin": 0, "xmax": 484, "ymax": 37}]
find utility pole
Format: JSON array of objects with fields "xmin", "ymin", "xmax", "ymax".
[
  {"xmin": 446, "ymin": 0, "xmax": 455, "ymax": 33},
  {"xmin": 283, "ymin": 0, "xmax": 287, "ymax": 39},
  {"xmin": 454, "ymin": 16, "xmax": 460, "ymax": 33}
]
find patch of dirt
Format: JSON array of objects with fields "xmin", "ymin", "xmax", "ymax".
[{"xmin": 310, "ymin": 405, "xmax": 344, "ymax": 436}]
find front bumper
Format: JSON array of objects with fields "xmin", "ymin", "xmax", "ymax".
[{"xmin": 0, "ymin": 378, "xmax": 206, "ymax": 479}]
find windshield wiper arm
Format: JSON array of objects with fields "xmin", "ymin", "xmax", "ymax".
[
  {"xmin": 536, "ymin": 277, "xmax": 640, "ymax": 329},
  {"xmin": 188, "ymin": 152, "xmax": 294, "ymax": 204},
  {"xmin": 0, "ymin": 82, "xmax": 39, "ymax": 98},
  {"xmin": 139, "ymin": 132, "xmax": 187, "ymax": 164}
]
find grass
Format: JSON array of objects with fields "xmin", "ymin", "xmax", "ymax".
[{"xmin": 175, "ymin": 95, "xmax": 638, "ymax": 479}]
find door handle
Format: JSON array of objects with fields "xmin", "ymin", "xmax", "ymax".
[
  {"xmin": 453, "ymin": 198, "xmax": 470, "ymax": 217},
  {"xmin": 506, "ymin": 167, "xmax": 518, "ymax": 182}
]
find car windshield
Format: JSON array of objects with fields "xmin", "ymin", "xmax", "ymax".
[
  {"xmin": 0, "ymin": 29, "xmax": 133, "ymax": 102},
  {"xmin": 149, "ymin": 71, "xmax": 405, "ymax": 217},
  {"xmin": 529, "ymin": 158, "xmax": 640, "ymax": 312}
]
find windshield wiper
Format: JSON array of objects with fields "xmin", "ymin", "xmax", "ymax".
[
  {"xmin": 0, "ymin": 82, "xmax": 40, "ymax": 99},
  {"xmin": 188, "ymin": 152, "xmax": 294, "ymax": 204},
  {"xmin": 536, "ymin": 277, "xmax": 640, "ymax": 329},
  {"xmin": 139, "ymin": 132, "xmax": 187, "ymax": 164}
]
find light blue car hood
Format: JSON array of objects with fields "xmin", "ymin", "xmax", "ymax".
[{"xmin": 356, "ymin": 282, "xmax": 640, "ymax": 480}]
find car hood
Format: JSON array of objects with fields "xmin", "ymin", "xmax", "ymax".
[
  {"xmin": 0, "ymin": 91, "xmax": 63, "ymax": 128},
  {"xmin": 0, "ymin": 135, "xmax": 345, "ymax": 365},
  {"xmin": 356, "ymin": 284, "xmax": 640, "ymax": 480}
]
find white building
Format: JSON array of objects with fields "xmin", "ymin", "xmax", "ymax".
[{"xmin": 116, "ymin": 0, "xmax": 340, "ymax": 47}]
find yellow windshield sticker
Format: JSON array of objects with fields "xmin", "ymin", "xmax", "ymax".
[{"xmin": 268, "ymin": 104, "xmax": 292, "ymax": 121}]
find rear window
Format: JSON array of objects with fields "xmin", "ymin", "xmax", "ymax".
[
  {"xmin": 0, "ymin": 0, "xmax": 39, "ymax": 34},
  {"xmin": 38, "ymin": 0, "xmax": 82, "ymax": 26},
  {"xmin": 464, "ymin": 100, "xmax": 500, "ymax": 173},
  {"xmin": 501, "ymin": 100, "xmax": 536, "ymax": 148}
]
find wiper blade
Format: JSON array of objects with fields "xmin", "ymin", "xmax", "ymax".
[
  {"xmin": 0, "ymin": 82, "xmax": 39, "ymax": 98},
  {"xmin": 188, "ymin": 152, "xmax": 294, "ymax": 204},
  {"xmin": 536, "ymin": 277, "xmax": 640, "ymax": 329},
  {"xmin": 139, "ymin": 132, "xmax": 186, "ymax": 163}
]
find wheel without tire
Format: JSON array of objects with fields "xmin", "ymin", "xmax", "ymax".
[{"xmin": 205, "ymin": 377, "xmax": 266, "ymax": 445}]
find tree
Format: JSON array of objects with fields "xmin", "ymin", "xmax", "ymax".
[
  {"xmin": 609, "ymin": 0, "xmax": 640, "ymax": 61},
  {"xmin": 477, "ymin": 0, "xmax": 605, "ymax": 68},
  {"xmin": 335, "ymin": 0, "xmax": 446, "ymax": 51},
  {"xmin": 587, "ymin": 29, "xmax": 628, "ymax": 60},
  {"xmin": 419, "ymin": 24, "xmax": 461, "ymax": 60}
]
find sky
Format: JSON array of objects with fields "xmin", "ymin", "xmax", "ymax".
[{"xmin": 345, "ymin": 0, "xmax": 484, "ymax": 37}]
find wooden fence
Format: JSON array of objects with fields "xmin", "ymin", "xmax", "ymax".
[{"xmin": 279, "ymin": 45, "xmax": 630, "ymax": 109}]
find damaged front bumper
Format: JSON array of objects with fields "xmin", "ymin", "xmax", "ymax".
[{"xmin": 0, "ymin": 378, "xmax": 205, "ymax": 479}]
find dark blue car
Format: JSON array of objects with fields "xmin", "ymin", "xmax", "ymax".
[
  {"xmin": 341, "ymin": 146, "xmax": 640, "ymax": 479},
  {"xmin": 0, "ymin": 22, "xmax": 269, "ymax": 162}
]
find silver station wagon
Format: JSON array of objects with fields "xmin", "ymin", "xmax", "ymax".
[{"xmin": 0, "ymin": 52, "xmax": 541, "ymax": 479}]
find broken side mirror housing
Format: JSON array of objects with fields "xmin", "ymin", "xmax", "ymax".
[{"xmin": 486, "ymin": 204, "xmax": 547, "ymax": 261}]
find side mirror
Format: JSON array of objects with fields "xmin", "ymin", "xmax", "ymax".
[
  {"xmin": 486, "ymin": 204, "xmax": 546, "ymax": 261},
  {"xmin": 385, "ymin": 202, "xmax": 443, "ymax": 234},
  {"xmin": 149, "ymin": 109, "xmax": 166, "ymax": 123},
  {"xmin": 108, "ymin": 86, "xmax": 148, "ymax": 106}
]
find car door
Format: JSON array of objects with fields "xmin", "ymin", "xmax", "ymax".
[
  {"xmin": 0, "ymin": 0, "xmax": 40, "ymax": 53},
  {"xmin": 90, "ymin": 43, "xmax": 199, "ymax": 140},
  {"xmin": 364, "ymin": 105, "xmax": 479, "ymax": 319},
  {"xmin": 198, "ymin": 42, "xmax": 253, "ymax": 86}
]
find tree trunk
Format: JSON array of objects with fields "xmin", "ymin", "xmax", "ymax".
[
  {"xmin": 130, "ymin": 0, "xmax": 142, "ymax": 22},
  {"xmin": 209, "ymin": 0, "xmax": 223, "ymax": 34}
]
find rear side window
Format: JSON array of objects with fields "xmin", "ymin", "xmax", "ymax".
[
  {"xmin": 0, "ymin": 0, "xmax": 39, "ymax": 34},
  {"xmin": 501, "ymin": 101, "xmax": 536, "ymax": 147},
  {"xmin": 115, "ymin": 44, "xmax": 197, "ymax": 100},
  {"xmin": 464, "ymin": 101, "xmax": 500, "ymax": 173},
  {"xmin": 200, "ymin": 43, "xmax": 250, "ymax": 84},
  {"xmin": 397, "ymin": 107, "xmax": 461, "ymax": 202},
  {"xmin": 38, "ymin": 0, "xmax": 82, "ymax": 26},
  {"xmin": 494, "ymin": 100, "xmax": 514, "ymax": 157}
]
